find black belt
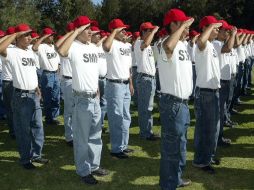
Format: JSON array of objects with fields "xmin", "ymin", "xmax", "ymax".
[
  {"xmin": 2, "ymin": 80, "xmax": 12, "ymax": 83},
  {"xmin": 73, "ymin": 91, "xmax": 97, "ymax": 98},
  {"xmin": 63, "ymin": 75, "xmax": 72, "ymax": 79},
  {"xmin": 99, "ymin": 76, "xmax": 106, "ymax": 80},
  {"xmin": 107, "ymin": 79, "xmax": 129, "ymax": 84},
  {"xmin": 14, "ymin": 88, "xmax": 35, "ymax": 93},
  {"xmin": 161, "ymin": 93, "xmax": 188, "ymax": 104},
  {"xmin": 43, "ymin": 70, "xmax": 57, "ymax": 73},
  {"xmin": 198, "ymin": 87, "xmax": 219, "ymax": 93},
  {"xmin": 139, "ymin": 72, "xmax": 155, "ymax": 79},
  {"xmin": 220, "ymin": 79, "xmax": 230, "ymax": 83}
]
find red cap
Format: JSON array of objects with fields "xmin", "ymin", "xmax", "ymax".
[
  {"xmin": 163, "ymin": 8, "xmax": 191, "ymax": 26},
  {"xmin": 0, "ymin": 30, "xmax": 5, "ymax": 37},
  {"xmin": 133, "ymin": 31, "xmax": 140, "ymax": 39},
  {"xmin": 73, "ymin": 16, "xmax": 91, "ymax": 28},
  {"xmin": 42, "ymin": 27, "xmax": 56, "ymax": 35},
  {"xmin": 108, "ymin": 19, "xmax": 130, "ymax": 31},
  {"xmin": 189, "ymin": 30, "xmax": 200, "ymax": 38},
  {"xmin": 15, "ymin": 24, "xmax": 32, "ymax": 33},
  {"xmin": 219, "ymin": 20, "xmax": 233, "ymax": 30},
  {"xmin": 140, "ymin": 22, "xmax": 156, "ymax": 31},
  {"xmin": 31, "ymin": 32, "xmax": 40, "ymax": 39},
  {"xmin": 91, "ymin": 26, "xmax": 100, "ymax": 33},
  {"xmin": 126, "ymin": 31, "xmax": 132, "ymax": 37},
  {"xmin": 158, "ymin": 28, "xmax": 168, "ymax": 38},
  {"xmin": 199, "ymin": 16, "xmax": 219, "ymax": 29},
  {"xmin": 66, "ymin": 22, "xmax": 75, "ymax": 32},
  {"xmin": 6, "ymin": 26, "xmax": 16, "ymax": 35},
  {"xmin": 91, "ymin": 20, "xmax": 99, "ymax": 27}
]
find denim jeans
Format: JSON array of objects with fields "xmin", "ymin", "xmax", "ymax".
[
  {"xmin": 105, "ymin": 81, "xmax": 131, "ymax": 153},
  {"xmin": 41, "ymin": 71, "xmax": 60, "ymax": 122},
  {"xmin": 72, "ymin": 94, "xmax": 102, "ymax": 177},
  {"xmin": 159, "ymin": 94, "xmax": 190, "ymax": 190},
  {"xmin": 12, "ymin": 90, "xmax": 44, "ymax": 164},
  {"xmin": 136, "ymin": 74, "xmax": 156, "ymax": 138},
  {"xmin": 242, "ymin": 58, "xmax": 250, "ymax": 92},
  {"xmin": 227, "ymin": 75, "xmax": 236, "ymax": 113},
  {"xmin": 155, "ymin": 68, "xmax": 161, "ymax": 98},
  {"xmin": 0, "ymin": 76, "xmax": 6, "ymax": 118},
  {"xmin": 2, "ymin": 80, "xmax": 14, "ymax": 136},
  {"xmin": 248, "ymin": 57, "xmax": 253, "ymax": 86},
  {"xmin": 99, "ymin": 78, "xmax": 107, "ymax": 128},
  {"xmin": 234, "ymin": 62, "xmax": 244, "ymax": 100},
  {"xmin": 193, "ymin": 87, "xmax": 220, "ymax": 167},
  {"xmin": 131, "ymin": 67, "xmax": 138, "ymax": 106},
  {"xmin": 61, "ymin": 78, "xmax": 74, "ymax": 142},
  {"xmin": 190, "ymin": 64, "xmax": 197, "ymax": 98}
]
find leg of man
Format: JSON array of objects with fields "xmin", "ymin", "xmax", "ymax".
[
  {"xmin": 131, "ymin": 67, "xmax": 138, "ymax": 106},
  {"xmin": 51, "ymin": 73, "xmax": 60, "ymax": 119},
  {"xmin": 99, "ymin": 78, "xmax": 107, "ymax": 129}
]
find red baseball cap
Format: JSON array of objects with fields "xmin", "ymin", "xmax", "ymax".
[
  {"xmin": 199, "ymin": 16, "xmax": 219, "ymax": 29},
  {"xmin": 108, "ymin": 19, "xmax": 130, "ymax": 31},
  {"xmin": 6, "ymin": 26, "xmax": 16, "ymax": 35},
  {"xmin": 189, "ymin": 30, "xmax": 200, "ymax": 38},
  {"xmin": 219, "ymin": 20, "xmax": 233, "ymax": 30},
  {"xmin": 15, "ymin": 24, "xmax": 32, "ymax": 33},
  {"xmin": 163, "ymin": 8, "xmax": 191, "ymax": 26},
  {"xmin": 91, "ymin": 26, "xmax": 100, "ymax": 33},
  {"xmin": 73, "ymin": 16, "xmax": 91, "ymax": 28},
  {"xmin": 158, "ymin": 28, "xmax": 168, "ymax": 38},
  {"xmin": 91, "ymin": 20, "xmax": 99, "ymax": 27},
  {"xmin": 31, "ymin": 32, "xmax": 40, "ymax": 39},
  {"xmin": 66, "ymin": 22, "xmax": 75, "ymax": 32},
  {"xmin": 140, "ymin": 22, "xmax": 156, "ymax": 32},
  {"xmin": 0, "ymin": 30, "xmax": 5, "ymax": 37},
  {"xmin": 133, "ymin": 31, "xmax": 140, "ymax": 39},
  {"xmin": 42, "ymin": 27, "xmax": 56, "ymax": 36},
  {"xmin": 126, "ymin": 31, "xmax": 132, "ymax": 37}
]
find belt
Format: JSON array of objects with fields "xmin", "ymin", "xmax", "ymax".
[
  {"xmin": 14, "ymin": 87, "xmax": 36, "ymax": 93},
  {"xmin": 99, "ymin": 76, "xmax": 106, "ymax": 80},
  {"xmin": 2, "ymin": 80, "xmax": 12, "ymax": 83},
  {"xmin": 198, "ymin": 87, "xmax": 219, "ymax": 93},
  {"xmin": 220, "ymin": 79, "xmax": 230, "ymax": 83},
  {"xmin": 107, "ymin": 79, "xmax": 129, "ymax": 84},
  {"xmin": 73, "ymin": 91, "xmax": 97, "ymax": 98},
  {"xmin": 63, "ymin": 75, "xmax": 72, "ymax": 79},
  {"xmin": 139, "ymin": 72, "xmax": 155, "ymax": 79},
  {"xmin": 43, "ymin": 70, "xmax": 57, "ymax": 73},
  {"xmin": 161, "ymin": 93, "xmax": 188, "ymax": 104}
]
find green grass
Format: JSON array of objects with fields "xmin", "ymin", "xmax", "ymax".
[{"xmin": 0, "ymin": 86, "xmax": 254, "ymax": 190}]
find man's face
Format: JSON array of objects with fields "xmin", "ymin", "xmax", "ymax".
[
  {"xmin": 17, "ymin": 32, "xmax": 32, "ymax": 48},
  {"xmin": 218, "ymin": 28, "xmax": 229, "ymax": 40},
  {"xmin": 91, "ymin": 32, "xmax": 101, "ymax": 44},
  {"xmin": 115, "ymin": 28, "xmax": 126, "ymax": 41},
  {"xmin": 142, "ymin": 28, "xmax": 153, "ymax": 39},
  {"xmin": 79, "ymin": 25, "xmax": 92, "ymax": 42}
]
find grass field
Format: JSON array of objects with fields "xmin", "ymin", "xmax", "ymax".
[{"xmin": 0, "ymin": 86, "xmax": 253, "ymax": 190}]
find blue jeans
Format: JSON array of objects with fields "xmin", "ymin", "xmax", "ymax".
[
  {"xmin": 105, "ymin": 81, "xmax": 131, "ymax": 153},
  {"xmin": 193, "ymin": 87, "xmax": 220, "ymax": 166},
  {"xmin": 242, "ymin": 58, "xmax": 250, "ymax": 92},
  {"xmin": 131, "ymin": 67, "xmax": 138, "ymax": 106},
  {"xmin": 137, "ymin": 74, "xmax": 156, "ymax": 138},
  {"xmin": 12, "ymin": 90, "xmax": 44, "ymax": 164},
  {"xmin": 159, "ymin": 94, "xmax": 190, "ymax": 190},
  {"xmin": 72, "ymin": 93, "xmax": 102, "ymax": 177},
  {"xmin": 99, "ymin": 78, "xmax": 107, "ymax": 128},
  {"xmin": 248, "ymin": 57, "xmax": 253, "ymax": 86},
  {"xmin": 61, "ymin": 78, "xmax": 74, "ymax": 142},
  {"xmin": 41, "ymin": 71, "xmax": 60, "ymax": 122},
  {"xmin": 2, "ymin": 80, "xmax": 14, "ymax": 136},
  {"xmin": 0, "ymin": 76, "xmax": 6, "ymax": 118},
  {"xmin": 155, "ymin": 68, "xmax": 161, "ymax": 98}
]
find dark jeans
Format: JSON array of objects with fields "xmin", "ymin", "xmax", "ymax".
[
  {"xmin": 159, "ymin": 94, "xmax": 190, "ymax": 190},
  {"xmin": 193, "ymin": 87, "xmax": 220, "ymax": 166}
]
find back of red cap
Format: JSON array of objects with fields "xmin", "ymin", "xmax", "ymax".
[{"xmin": 6, "ymin": 26, "xmax": 16, "ymax": 35}]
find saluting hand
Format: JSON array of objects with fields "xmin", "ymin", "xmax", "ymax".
[
  {"xmin": 114, "ymin": 27, "xmax": 126, "ymax": 34},
  {"xmin": 211, "ymin": 22, "xmax": 222, "ymax": 29},
  {"xmin": 76, "ymin": 24, "xmax": 91, "ymax": 34},
  {"xmin": 182, "ymin": 18, "xmax": 195, "ymax": 28}
]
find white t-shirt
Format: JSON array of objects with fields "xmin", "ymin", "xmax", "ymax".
[
  {"xmin": 68, "ymin": 40, "xmax": 99, "ymax": 92},
  {"xmin": 244, "ymin": 44, "xmax": 251, "ymax": 58},
  {"xmin": 106, "ymin": 39, "xmax": 132, "ymax": 80},
  {"xmin": 237, "ymin": 45, "xmax": 246, "ymax": 63},
  {"xmin": 230, "ymin": 48, "xmax": 238, "ymax": 74},
  {"xmin": 28, "ymin": 45, "xmax": 40, "ymax": 69},
  {"xmin": 134, "ymin": 40, "xmax": 156, "ymax": 76},
  {"xmin": 6, "ymin": 47, "xmax": 38, "ymax": 90},
  {"xmin": 1, "ymin": 45, "xmax": 14, "ymax": 81},
  {"xmin": 38, "ymin": 43, "xmax": 60, "ymax": 71},
  {"xmin": 132, "ymin": 41, "xmax": 138, "ymax": 67},
  {"xmin": 195, "ymin": 41, "xmax": 221, "ymax": 89},
  {"xmin": 187, "ymin": 42, "xmax": 196, "ymax": 63},
  {"xmin": 97, "ymin": 45, "xmax": 107, "ymax": 77},
  {"xmin": 60, "ymin": 56, "xmax": 72, "ymax": 77},
  {"xmin": 213, "ymin": 40, "xmax": 232, "ymax": 80},
  {"xmin": 158, "ymin": 39, "xmax": 193, "ymax": 99}
]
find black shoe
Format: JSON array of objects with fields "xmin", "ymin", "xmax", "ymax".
[
  {"xmin": 201, "ymin": 165, "xmax": 215, "ymax": 174},
  {"xmin": 110, "ymin": 152, "xmax": 129, "ymax": 159},
  {"xmin": 211, "ymin": 158, "xmax": 220, "ymax": 165},
  {"xmin": 66, "ymin": 140, "xmax": 73, "ymax": 147},
  {"xmin": 218, "ymin": 138, "xmax": 231, "ymax": 147},
  {"xmin": 123, "ymin": 148, "xmax": 134, "ymax": 154},
  {"xmin": 146, "ymin": 134, "xmax": 160, "ymax": 141},
  {"xmin": 92, "ymin": 167, "xmax": 109, "ymax": 176},
  {"xmin": 23, "ymin": 162, "xmax": 36, "ymax": 170},
  {"xmin": 177, "ymin": 179, "xmax": 192, "ymax": 188},
  {"xmin": 81, "ymin": 174, "xmax": 98, "ymax": 185},
  {"xmin": 32, "ymin": 157, "xmax": 49, "ymax": 164},
  {"xmin": 224, "ymin": 121, "xmax": 233, "ymax": 128}
]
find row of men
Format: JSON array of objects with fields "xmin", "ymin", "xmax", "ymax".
[{"xmin": 0, "ymin": 8, "xmax": 253, "ymax": 190}]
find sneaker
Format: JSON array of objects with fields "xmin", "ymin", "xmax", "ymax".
[
  {"xmin": 81, "ymin": 174, "xmax": 98, "ymax": 185},
  {"xmin": 146, "ymin": 134, "xmax": 160, "ymax": 141},
  {"xmin": 177, "ymin": 179, "xmax": 192, "ymax": 188},
  {"xmin": 66, "ymin": 140, "xmax": 73, "ymax": 147},
  {"xmin": 123, "ymin": 148, "xmax": 134, "ymax": 154},
  {"xmin": 32, "ymin": 157, "xmax": 49, "ymax": 164},
  {"xmin": 201, "ymin": 165, "xmax": 215, "ymax": 174},
  {"xmin": 211, "ymin": 158, "xmax": 220, "ymax": 165},
  {"xmin": 23, "ymin": 162, "xmax": 36, "ymax": 170},
  {"xmin": 110, "ymin": 152, "xmax": 129, "ymax": 159},
  {"xmin": 92, "ymin": 167, "xmax": 109, "ymax": 176}
]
